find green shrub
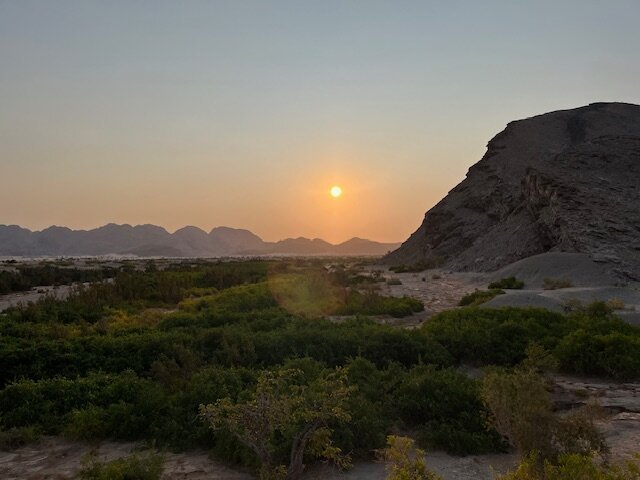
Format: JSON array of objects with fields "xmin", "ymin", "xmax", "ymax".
[
  {"xmin": 423, "ymin": 305, "xmax": 640, "ymax": 379},
  {"xmin": 78, "ymin": 452, "xmax": 164, "ymax": 480},
  {"xmin": 424, "ymin": 307, "xmax": 569, "ymax": 366},
  {"xmin": 458, "ymin": 289, "xmax": 504, "ymax": 306},
  {"xmin": 0, "ymin": 371, "xmax": 168, "ymax": 437},
  {"xmin": 488, "ymin": 277, "xmax": 525, "ymax": 290},
  {"xmin": 337, "ymin": 291, "xmax": 424, "ymax": 317},
  {"xmin": 3, "ymin": 259, "xmax": 640, "ymax": 473},
  {"xmin": 543, "ymin": 278, "xmax": 573, "ymax": 290},
  {"xmin": 380, "ymin": 435, "xmax": 442, "ymax": 480},
  {"xmin": 395, "ymin": 365, "xmax": 503, "ymax": 455},
  {"xmin": 555, "ymin": 330, "xmax": 640, "ymax": 380},
  {"xmin": 66, "ymin": 405, "xmax": 110, "ymax": 440},
  {"xmin": 0, "ymin": 426, "xmax": 39, "ymax": 450}
]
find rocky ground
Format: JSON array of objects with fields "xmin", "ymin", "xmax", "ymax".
[
  {"xmin": 552, "ymin": 375, "xmax": 640, "ymax": 462},
  {"xmin": 371, "ymin": 253, "xmax": 640, "ymax": 327},
  {"xmin": 380, "ymin": 270, "xmax": 484, "ymax": 315},
  {"xmin": 0, "ymin": 439, "xmax": 253, "ymax": 480},
  {"xmin": 0, "ymin": 439, "xmax": 519, "ymax": 480}
]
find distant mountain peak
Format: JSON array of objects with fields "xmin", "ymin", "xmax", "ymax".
[
  {"xmin": 0, "ymin": 223, "xmax": 399, "ymax": 257},
  {"xmin": 174, "ymin": 225, "xmax": 208, "ymax": 235}
]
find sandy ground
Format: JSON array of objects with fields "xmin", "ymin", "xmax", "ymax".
[
  {"xmin": 0, "ymin": 439, "xmax": 253, "ymax": 480},
  {"xmin": 306, "ymin": 451, "xmax": 517, "ymax": 480},
  {"xmin": 484, "ymin": 253, "xmax": 622, "ymax": 288},
  {"xmin": 367, "ymin": 252, "xmax": 640, "ymax": 327},
  {"xmin": 484, "ymin": 286, "xmax": 640, "ymax": 324},
  {"xmin": 0, "ymin": 438, "xmax": 517, "ymax": 480},
  {"xmin": 380, "ymin": 271, "xmax": 485, "ymax": 314}
]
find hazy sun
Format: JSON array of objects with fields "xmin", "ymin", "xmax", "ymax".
[{"xmin": 330, "ymin": 185, "xmax": 343, "ymax": 198}]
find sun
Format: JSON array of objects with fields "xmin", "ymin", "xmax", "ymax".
[{"xmin": 330, "ymin": 185, "xmax": 342, "ymax": 198}]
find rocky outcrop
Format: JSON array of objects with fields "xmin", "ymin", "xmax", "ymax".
[{"xmin": 385, "ymin": 103, "xmax": 640, "ymax": 281}]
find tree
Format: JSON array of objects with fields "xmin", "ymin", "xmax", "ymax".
[
  {"xmin": 200, "ymin": 367, "xmax": 354, "ymax": 480},
  {"xmin": 481, "ymin": 361, "xmax": 555, "ymax": 456},
  {"xmin": 380, "ymin": 435, "xmax": 442, "ymax": 480}
]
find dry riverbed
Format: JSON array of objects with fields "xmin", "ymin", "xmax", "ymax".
[{"xmin": 3, "ymin": 259, "xmax": 640, "ymax": 479}]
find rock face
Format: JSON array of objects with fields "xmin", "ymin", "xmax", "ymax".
[{"xmin": 385, "ymin": 103, "xmax": 640, "ymax": 281}]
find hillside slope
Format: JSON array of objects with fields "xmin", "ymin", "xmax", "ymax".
[{"xmin": 385, "ymin": 102, "xmax": 640, "ymax": 281}]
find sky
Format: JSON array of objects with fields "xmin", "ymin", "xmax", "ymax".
[{"xmin": 1, "ymin": 1, "xmax": 640, "ymax": 243}]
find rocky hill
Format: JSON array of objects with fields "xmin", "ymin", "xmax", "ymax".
[
  {"xmin": 0, "ymin": 224, "xmax": 399, "ymax": 257},
  {"xmin": 385, "ymin": 102, "xmax": 640, "ymax": 281}
]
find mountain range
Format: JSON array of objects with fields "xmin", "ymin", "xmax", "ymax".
[{"xmin": 0, "ymin": 224, "xmax": 399, "ymax": 257}]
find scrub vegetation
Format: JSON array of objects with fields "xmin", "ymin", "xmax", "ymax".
[
  {"xmin": 1, "ymin": 259, "xmax": 639, "ymax": 478},
  {"xmin": 0, "ymin": 264, "xmax": 116, "ymax": 294},
  {"xmin": 458, "ymin": 288, "xmax": 505, "ymax": 306}
]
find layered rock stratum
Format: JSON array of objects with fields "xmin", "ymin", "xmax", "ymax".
[{"xmin": 385, "ymin": 103, "xmax": 640, "ymax": 281}]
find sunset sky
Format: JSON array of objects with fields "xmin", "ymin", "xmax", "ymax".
[{"xmin": 2, "ymin": 1, "xmax": 640, "ymax": 243}]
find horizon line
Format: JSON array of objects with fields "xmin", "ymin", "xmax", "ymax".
[{"xmin": 0, "ymin": 222, "xmax": 403, "ymax": 246}]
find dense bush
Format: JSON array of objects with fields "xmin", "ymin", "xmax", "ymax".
[
  {"xmin": 555, "ymin": 330, "xmax": 640, "ymax": 380},
  {"xmin": 424, "ymin": 306, "xmax": 640, "ymax": 379},
  {"xmin": 395, "ymin": 365, "xmax": 503, "ymax": 454},
  {"xmin": 423, "ymin": 307, "xmax": 566, "ymax": 365},
  {"xmin": 337, "ymin": 290, "xmax": 424, "ymax": 317}
]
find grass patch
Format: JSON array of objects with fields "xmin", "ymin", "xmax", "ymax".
[
  {"xmin": 458, "ymin": 289, "xmax": 505, "ymax": 307},
  {"xmin": 0, "ymin": 426, "xmax": 39, "ymax": 450},
  {"xmin": 78, "ymin": 452, "xmax": 164, "ymax": 480}
]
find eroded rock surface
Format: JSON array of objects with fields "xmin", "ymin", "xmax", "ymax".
[{"xmin": 386, "ymin": 103, "xmax": 640, "ymax": 281}]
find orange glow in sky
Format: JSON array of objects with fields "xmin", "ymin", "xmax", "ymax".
[{"xmin": 2, "ymin": 3, "xmax": 639, "ymax": 243}]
